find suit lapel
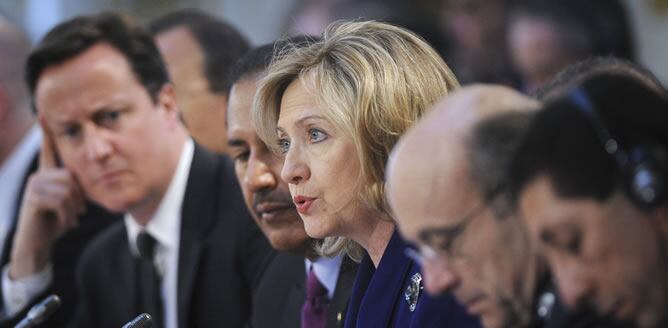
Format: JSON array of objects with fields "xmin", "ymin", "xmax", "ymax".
[
  {"xmin": 356, "ymin": 230, "xmax": 412, "ymax": 327},
  {"xmin": 176, "ymin": 145, "xmax": 219, "ymax": 328},
  {"xmin": 118, "ymin": 226, "xmax": 140, "ymax": 321},
  {"xmin": 176, "ymin": 238, "xmax": 205, "ymax": 328}
]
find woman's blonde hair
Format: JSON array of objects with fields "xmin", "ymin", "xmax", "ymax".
[{"xmin": 252, "ymin": 20, "xmax": 459, "ymax": 261}]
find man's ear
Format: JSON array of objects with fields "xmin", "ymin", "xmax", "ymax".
[
  {"xmin": 654, "ymin": 205, "xmax": 668, "ymax": 240},
  {"xmin": 156, "ymin": 83, "xmax": 180, "ymax": 125}
]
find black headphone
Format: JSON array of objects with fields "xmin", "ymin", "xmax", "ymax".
[{"xmin": 569, "ymin": 87, "xmax": 667, "ymax": 209}]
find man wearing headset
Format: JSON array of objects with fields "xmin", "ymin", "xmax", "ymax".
[{"xmin": 509, "ymin": 73, "xmax": 668, "ymax": 328}]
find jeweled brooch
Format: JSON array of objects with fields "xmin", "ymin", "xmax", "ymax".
[{"xmin": 404, "ymin": 272, "xmax": 423, "ymax": 312}]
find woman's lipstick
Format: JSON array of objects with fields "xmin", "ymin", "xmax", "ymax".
[{"xmin": 293, "ymin": 195, "xmax": 316, "ymax": 214}]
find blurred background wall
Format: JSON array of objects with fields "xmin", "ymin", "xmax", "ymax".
[{"xmin": 1, "ymin": 0, "xmax": 667, "ymax": 86}]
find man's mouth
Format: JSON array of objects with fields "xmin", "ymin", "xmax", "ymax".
[{"xmin": 255, "ymin": 202, "xmax": 294, "ymax": 221}]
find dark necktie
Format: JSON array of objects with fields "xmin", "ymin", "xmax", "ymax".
[
  {"xmin": 136, "ymin": 232, "xmax": 164, "ymax": 328},
  {"xmin": 301, "ymin": 269, "xmax": 329, "ymax": 328}
]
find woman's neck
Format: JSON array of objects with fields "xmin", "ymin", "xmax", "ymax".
[{"xmin": 349, "ymin": 211, "xmax": 396, "ymax": 268}]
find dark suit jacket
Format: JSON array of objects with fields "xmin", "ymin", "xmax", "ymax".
[
  {"xmin": 0, "ymin": 153, "xmax": 121, "ymax": 328},
  {"xmin": 344, "ymin": 230, "xmax": 481, "ymax": 328},
  {"xmin": 68, "ymin": 145, "xmax": 274, "ymax": 328},
  {"xmin": 252, "ymin": 252, "xmax": 357, "ymax": 328}
]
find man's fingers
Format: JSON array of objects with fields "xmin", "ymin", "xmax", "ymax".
[
  {"xmin": 33, "ymin": 192, "xmax": 75, "ymax": 234},
  {"xmin": 38, "ymin": 117, "xmax": 59, "ymax": 169},
  {"xmin": 30, "ymin": 179, "xmax": 83, "ymax": 230},
  {"xmin": 31, "ymin": 170, "xmax": 85, "ymax": 207}
]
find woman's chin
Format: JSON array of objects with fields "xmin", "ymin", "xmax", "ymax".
[{"xmin": 303, "ymin": 220, "xmax": 333, "ymax": 239}]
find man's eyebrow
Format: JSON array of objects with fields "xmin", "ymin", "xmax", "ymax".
[
  {"xmin": 227, "ymin": 138, "xmax": 247, "ymax": 147},
  {"xmin": 89, "ymin": 102, "xmax": 129, "ymax": 115},
  {"xmin": 54, "ymin": 120, "xmax": 76, "ymax": 128},
  {"xmin": 418, "ymin": 223, "xmax": 467, "ymax": 250}
]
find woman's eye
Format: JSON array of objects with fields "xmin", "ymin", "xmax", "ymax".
[
  {"xmin": 308, "ymin": 128, "xmax": 327, "ymax": 143},
  {"xmin": 278, "ymin": 138, "xmax": 290, "ymax": 154}
]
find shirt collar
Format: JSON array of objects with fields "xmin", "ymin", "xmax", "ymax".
[
  {"xmin": 305, "ymin": 254, "xmax": 344, "ymax": 299},
  {"xmin": 126, "ymin": 139, "xmax": 194, "ymax": 256}
]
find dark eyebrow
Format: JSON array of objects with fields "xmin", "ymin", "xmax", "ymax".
[
  {"xmin": 227, "ymin": 138, "xmax": 247, "ymax": 148},
  {"xmin": 54, "ymin": 120, "xmax": 77, "ymax": 128},
  {"xmin": 416, "ymin": 202, "xmax": 489, "ymax": 252},
  {"xmin": 418, "ymin": 223, "xmax": 467, "ymax": 253},
  {"xmin": 90, "ymin": 102, "xmax": 128, "ymax": 115}
]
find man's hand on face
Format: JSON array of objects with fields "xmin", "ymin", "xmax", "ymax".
[{"xmin": 9, "ymin": 119, "xmax": 86, "ymax": 279}]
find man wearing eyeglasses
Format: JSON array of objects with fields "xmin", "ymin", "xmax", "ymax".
[{"xmin": 387, "ymin": 85, "xmax": 615, "ymax": 328}]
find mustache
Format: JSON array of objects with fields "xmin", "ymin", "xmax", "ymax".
[{"xmin": 252, "ymin": 189, "xmax": 295, "ymax": 210}]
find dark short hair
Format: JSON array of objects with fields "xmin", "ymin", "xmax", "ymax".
[
  {"xmin": 226, "ymin": 35, "xmax": 318, "ymax": 94},
  {"xmin": 509, "ymin": 73, "xmax": 668, "ymax": 209},
  {"xmin": 149, "ymin": 9, "xmax": 250, "ymax": 95},
  {"xmin": 508, "ymin": 0, "xmax": 634, "ymax": 61},
  {"xmin": 533, "ymin": 56, "xmax": 665, "ymax": 101},
  {"xmin": 468, "ymin": 111, "xmax": 535, "ymax": 219},
  {"xmin": 26, "ymin": 12, "xmax": 169, "ymax": 112}
]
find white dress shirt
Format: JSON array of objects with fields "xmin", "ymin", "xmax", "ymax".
[
  {"xmin": 304, "ymin": 254, "xmax": 344, "ymax": 300},
  {"xmin": 2, "ymin": 138, "xmax": 193, "ymax": 328},
  {"xmin": 124, "ymin": 138, "xmax": 193, "ymax": 328}
]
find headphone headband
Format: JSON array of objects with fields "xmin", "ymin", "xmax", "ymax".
[{"xmin": 569, "ymin": 87, "xmax": 666, "ymax": 208}]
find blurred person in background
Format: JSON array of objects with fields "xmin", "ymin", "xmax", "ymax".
[
  {"xmin": 507, "ymin": 0, "xmax": 634, "ymax": 93},
  {"xmin": 253, "ymin": 20, "xmax": 480, "ymax": 327},
  {"xmin": 284, "ymin": 0, "xmax": 454, "ymax": 64},
  {"xmin": 226, "ymin": 38, "xmax": 357, "ymax": 328},
  {"xmin": 509, "ymin": 74, "xmax": 668, "ymax": 328},
  {"xmin": 439, "ymin": 0, "xmax": 519, "ymax": 86},
  {"xmin": 0, "ymin": 17, "xmax": 38, "ymax": 264},
  {"xmin": 149, "ymin": 9, "xmax": 250, "ymax": 154}
]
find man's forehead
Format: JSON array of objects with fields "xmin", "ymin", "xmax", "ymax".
[
  {"xmin": 389, "ymin": 144, "xmax": 478, "ymax": 224},
  {"xmin": 390, "ymin": 85, "xmax": 535, "ymax": 229},
  {"xmin": 425, "ymin": 85, "xmax": 540, "ymax": 133},
  {"xmin": 227, "ymin": 79, "xmax": 257, "ymax": 131},
  {"xmin": 36, "ymin": 44, "xmax": 136, "ymax": 112},
  {"xmin": 155, "ymin": 26, "xmax": 201, "ymax": 61}
]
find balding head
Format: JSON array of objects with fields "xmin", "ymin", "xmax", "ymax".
[
  {"xmin": 388, "ymin": 84, "xmax": 539, "ymax": 240},
  {"xmin": 387, "ymin": 85, "xmax": 540, "ymax": 328}
]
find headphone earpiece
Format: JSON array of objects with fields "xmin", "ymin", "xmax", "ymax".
[
  {"xmin": 624, "ymin": 145, "xmax": 667, "ymax": 208},
  {"xmin": 569, "ymin": 88, "xmax": 667, "ymax": 210}
]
